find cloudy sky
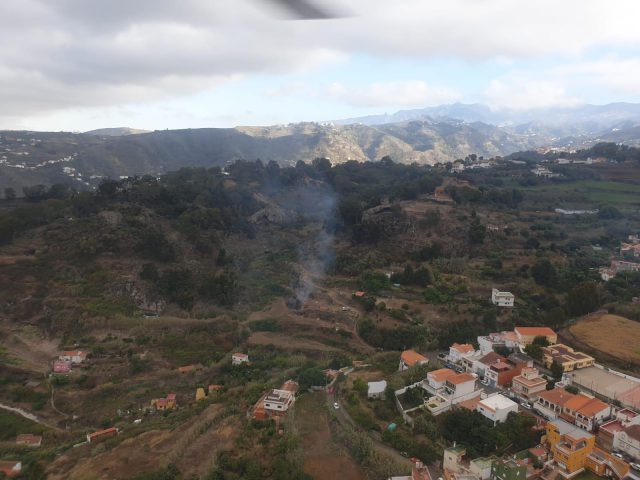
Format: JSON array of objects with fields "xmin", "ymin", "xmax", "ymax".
[{"xmin": 2, "ymin": 0, "xmax": 640, "ymax": 131}]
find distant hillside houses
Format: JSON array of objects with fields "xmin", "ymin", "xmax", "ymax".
[
  {"xmin": 491, "ymin": 288, "xmax": 514, "ymax": 307},
  {"xmin": 600, "ymin": 259, "xmax": 640, "ymax": 281}
]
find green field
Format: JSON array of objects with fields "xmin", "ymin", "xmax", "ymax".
[
  {"xmin": 525, "ymin": 180, "xmax": 640, "ymax": 207},
  {"xmin": 0, "ymin": 410, "xmax": 47, "ymax": 441}
]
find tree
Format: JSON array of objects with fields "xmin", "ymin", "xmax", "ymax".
[
  {"xmin": 550, "ymin": 361, "xmax": 564, "ymax": 381},
  {"xmin": 3, "ymin": 187, "xmax": 15, "ymax": 200},
  {"xmin": 353, "ymin": 378, "xmax": 368, "ymax": 397},
  {"xmin": 532, "ymin": 335, "xmax": 550, "ymax": 347},
  {"xmin": 524, "ymin": 343, "xmax": 543, "ymax": 361},
  {"xmin": 566, "ymin": 282, "xmax": 600, "ymax": 316},
  {"xmin": 531, "ymin": 259, "xmax": 557, "ymax": 287},
  {"xmin": 469, "ymin": 219, "xmax": 486, "ymax": 244}
]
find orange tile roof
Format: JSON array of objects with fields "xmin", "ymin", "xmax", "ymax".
[
  {"xmin": 401, "ymin": 349, "xmax": 428, "ymax": 366},
  {"xmin": 577, "ymin": 397, "xmax": 609, "ymax": 417},
  {"xmin": 563, "ymin": 393, "xmax": 592, "ymax": 412},
  {"xmin": 428, "ymin": 368, "xmax": 457, "ymax": 383},
  {"xmin": 515, "ymin": 326, "xmax": 557, "ymax": 337},
  {"xmin": 447, "ymin": 372, "xmax": 475, "ymax": 385},
  {"xmin": 451, "ymin": 343, "xmax": 475, "ymax": 354},
  {"xmin": 537, "ymin": 388, "xmax": 575, "ymax": 407}
]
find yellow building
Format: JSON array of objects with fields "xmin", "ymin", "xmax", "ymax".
[
  {"xmin": 195, "ymin": 387, "xmax": 206, "ymax": 401},
  {"xmin": 546, "ymin": 419, "xmax": 595, "ymax": 475},
  {"xmin": 541, "ymin": 344, "xmax": 595, "ymax": 372},
  {"xmin": 546, "ymin": 419, "xmax": 630, "ymax": 479}
]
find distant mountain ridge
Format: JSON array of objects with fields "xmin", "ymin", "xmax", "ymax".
[{"xmin": 2, "ymin": 102, "xmax": 640, "ymax": 194}]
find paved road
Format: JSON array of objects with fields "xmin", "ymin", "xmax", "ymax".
[{"xmin": 326, "ymin": 387, "xmax": 414, "ymax": 469}]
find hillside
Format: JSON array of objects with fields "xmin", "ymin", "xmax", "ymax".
[{"xmin": 0, "ymin": 121, "xmax": 552, "ymax": 193}]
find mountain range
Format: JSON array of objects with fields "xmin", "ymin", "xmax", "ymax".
[{"xmin": 2, "ymin": 102, "xmax": 640, "ymax": 193}]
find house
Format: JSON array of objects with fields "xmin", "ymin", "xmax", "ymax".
[
  {"xmin": 368, "ymin": 380, "xmax": 387, "ymax": 399},
  {"xmin": 512, "ymin": 368, "xmax": 547, "ymax": 401},
  {"xmin": 472, "ymin": 352, "xmax": 506, "ymax": 378},
  {"xmin": 59, "ymin": 350, "xmax": 87, "ymax": 364},
  {"xmin": 535, "ymin": 388, "xmax": 576, "ymax": 420},
  {"xmin": 477, "ymin": 394, "xmax": 518, "ymax": 425},
  {"xmin": 560, "ymin": 393, "xmax": 611, "ymax": 432},
  {"xmin": 621, "ymin": 242, "xmax": 640, "ymax": 259},
  {"xmin": 208, "ymin": 385, "xmax": 224, "ymax": 394},
  {"xmin": 231, "ymin": 353, "xmax": 250, "ymax": 366},
  {"xmin": 513, "ymin": 327, "xmax": 557, "ymax": 346},
  {"xmin": 477, "ymin": 332, "xmax": 519, "ymax": 354},
  {"xmin": 52, "ymin": 360, "xmax": 71, "ymax": 374},
  {"xmin": 614, "ymin": 424, "xmax": 640, "ymax": 461},
  {"xmin": 491, "ymin": 289, "xmax": 514, "ymax": 308},
  {"xmin": 600, "ymin": 260, "xmax": 640, "ymax": 281},
  {"xmin": 87, "ymin": 427, "xmax": 118, "ymax": 443},
  {"xmin": 399, "ymin": 349, "xmax": 429, "ymax": 371},
  {"xmin": 541, "ymin": 344, "xmax": 595, "ymax": 372},
  {"xmin": 443, "ymin": 446, "xmax": 494, "ymax": 480},
  {"xmin": 151, "ymin": 393, "xmax": 177, "ymax": 410},
  {"xmin": 263, "ymin": 389, "xmax": 295, "ymax": 414},
  {"xmin": 444, "ymin": 373, "xmax": 477, "ymax": 399},
  {"xmin": 484, "ymin": 354, "xmax": 531, "ymax": 388},
  {"xmin": 390, "ymin": 458, "xmax": 433, "ymax": 480},
  {"xmin": 452, "ymin": 162, "xmax": 465, "ymax": 173},
  {"xmin": 0, "ymin": 461, "xmax": 22, "ymax": 478},
  {"xmin": 195, "ymin": 387, "xmax": 206, "ymax": 401},
  {"xmin": 427, "ymin": 368, "xmax": 458, "ymax": 390},
  {"xmin": 449, "ymin": 343, "xmax": 476, "ymax": 364},
  {"xmin": 16, "ymin": 434, "xmax": 42, "ymax": 447}
]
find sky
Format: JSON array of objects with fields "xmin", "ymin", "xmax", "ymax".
[{"xmin": 2, "ymin": 0, "xmax": 640, "ymax": 131}]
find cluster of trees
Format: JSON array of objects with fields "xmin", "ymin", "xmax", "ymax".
[
  {"xmin": 357, "ymin": 318, "xmax": 429, "ymax": 351},
  {"xmin": 390, "ymin": 264, "xmax": 433, "ymax": 287}
]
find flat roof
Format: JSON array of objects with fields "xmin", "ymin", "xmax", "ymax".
[{"xmin": 479, "ymin": 394, "xmax": 518, "ymax": 410}]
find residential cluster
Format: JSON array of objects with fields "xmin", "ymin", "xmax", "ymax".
[
  {"xmin": 370, "ymin": 323, "xmax": 640, "ymax": 479},
  {"xmin": 601, "ymin": 234, "xmax": 640, "ymax": 281},
  {"xmin": 51, "ymin": 349, "xmax": 88, "ymax": 375}
]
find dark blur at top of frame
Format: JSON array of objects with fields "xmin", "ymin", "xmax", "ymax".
[{"xmin": 265, "ymin": 0, "xmax": 347, "ymax": 19}]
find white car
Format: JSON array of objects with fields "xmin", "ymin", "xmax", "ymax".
[
  {"xmin": 333, "ymin": 402, "xmax": 340, "ymax": 409},
  {"xmin": 630, "ymin": 463, "xmax": 640, "ymax": 471},
  {"xmin": 612, "ymin": 452, "xmax": 624, "ymax": 459}
]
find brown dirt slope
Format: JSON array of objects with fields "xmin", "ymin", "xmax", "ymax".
[{"xmin": 567, "ymin": 314, "xmax": 640, "ymax": 367}]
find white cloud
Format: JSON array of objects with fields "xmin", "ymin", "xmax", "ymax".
[
  {"xmin": 554, "ymin": 57, "xmax": 640, "ymax": 95},
  {"xmin": 2, "ymin": 0, "xmax": 640, "ymax": 124},
  {"xmin": 484, "ymin": 79, "xmax": 583, "ymax": 111},
  {"xmin": 324, "ymin": 81, "xmax": 461, "ymax": 108}
]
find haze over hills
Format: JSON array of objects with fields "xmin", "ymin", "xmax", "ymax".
[{"xmin": 2, "ymin": 102, "xmax": 640, "ymax": 194}]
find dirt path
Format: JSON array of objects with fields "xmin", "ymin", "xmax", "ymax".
[
  {"xmin": 0, "ymin": 402, "xmax": 60, "ymax": 431},
  {"xmin": 295, "ymin": 392, "xmax": 366, "ymax": 480}
]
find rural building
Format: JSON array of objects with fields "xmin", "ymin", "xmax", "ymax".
[
  {"xmin": 476, "ymin": 394, "xmax": 518, "ymax": 425},
  {"xmin": 151, "ymin": 393, "xmax": 177, "ymax": 411},
  {"xmin": 87, "ymin": 427, "xmax": 118, "ymax": 443},
  {"xmin": 0, "ymin": 461, "xmax": 22, "ymax": 478},
  {"xmin": 471, "ymin": 352, "xmax": 506, "ymax": 378},
  {"xmin": 253, "ymin": 380, "xmax": 299, "ymax": 420},
  {"xmin": 621, "ymin": 242, "xmax": 640, "ymax": 259},
  {"xmin": 449, "ymin": 343, "xmax": 476, "ymax": 364},
  {"xmin": 600, "ymin": 260, "xmax": 640, "ymax": 281},
  {"xmin": 512, "ymin": 367, "xmax": 547, "ymax": 401},
  {"xmin": 541, "ymin": 344, "xmax": 595, "ymax": 372},
  {"xmin": 208, "ymin": 385, "xmax": 224, "ymax": 394},
  {"xmin": 513, "ymin": 327, "xmax": 557, "ymax": 346},
  {"xmin": 559, "ymin": 393, "xmax": 611, "ymax": 431},
  {"xmin": 367, "ymin": 380, "xmax": 387, "ymax": 399},
  {"xmin": 535, "ymin": 388, "xmax": 577, "ymax": 420},
  {"xmin": 15, "ymin": 434, "xmax": 42, "ymax": 447},
  {"xmin": 52, "ymin": 360, "xmax": 71, "ymax": 374},
  {"xmin": 231, "ymin": 353, "xmax": 249, "ymax": 366},
  {"xmin": 491, "ymin": 289, "xmax": 514, "ymax": 307},
  {"xmin": 399, "ymin": 349, "xmax": 429, "ymax": 371},
  {"xmin": 59, "ymin": 350, "xmax": 88, "ymax": 363},
  {"xmin": 195, "ymin": 387, "xmax": 206, "ymax": 401}
]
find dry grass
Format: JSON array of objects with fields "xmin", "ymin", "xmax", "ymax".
[{"xmin": 569, "ymin": 314, "xmax": 640, "ymax": 365}]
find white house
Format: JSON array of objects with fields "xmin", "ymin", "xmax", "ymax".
[
  {"xmin": 476, "ymin": 394, "xmax": 518, "ymax": 425},
  {"xmin": 427, "ymin": 368, "xmax": 457, "ymax": 390},
  {"xmin": 449, "ymin": 343, "xmax": 476, "ymax": 364},
  {"xmin": 59, "ymin": 350, "xmax": 88, "ymax": 364},
  {"xmin": 263, "ymin": 389, "xmax": 295, "ymax": 413},
  {"xmin": 491, "ymin": 289, "xmax": 514, "ymax": 307},
  {"xmin": 231, "ymin": 353, "xmax": 249, "ymax": 366},
  {"xmin": 367, "ymin": 380, "xmax": 387, "ymax": 400},
  {"xmin": 444, "ymin": 373, "xmax": 477, "ymax": 400}
]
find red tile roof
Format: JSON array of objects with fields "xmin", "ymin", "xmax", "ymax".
[
  {"xmin": 515, "ymin": 326, "xmax": 557, "ymax": 338},
  {"xmin": 447, "ymin": 372, "xmax": 475, "ymax": 385},
  {"xmin": 401, "ymin": 349, "xmax": 428, "ymax": 366},
  {"xmin": 451, "ymin": 343, "xmax": 475, "ymax": 354},
  {"xmin": 537, "ymin": 388, "xmax": 574, "ymax": 407},
  {"xmin": 428, "ymin": 368, "xmax": 457, "ymax": 383}
]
